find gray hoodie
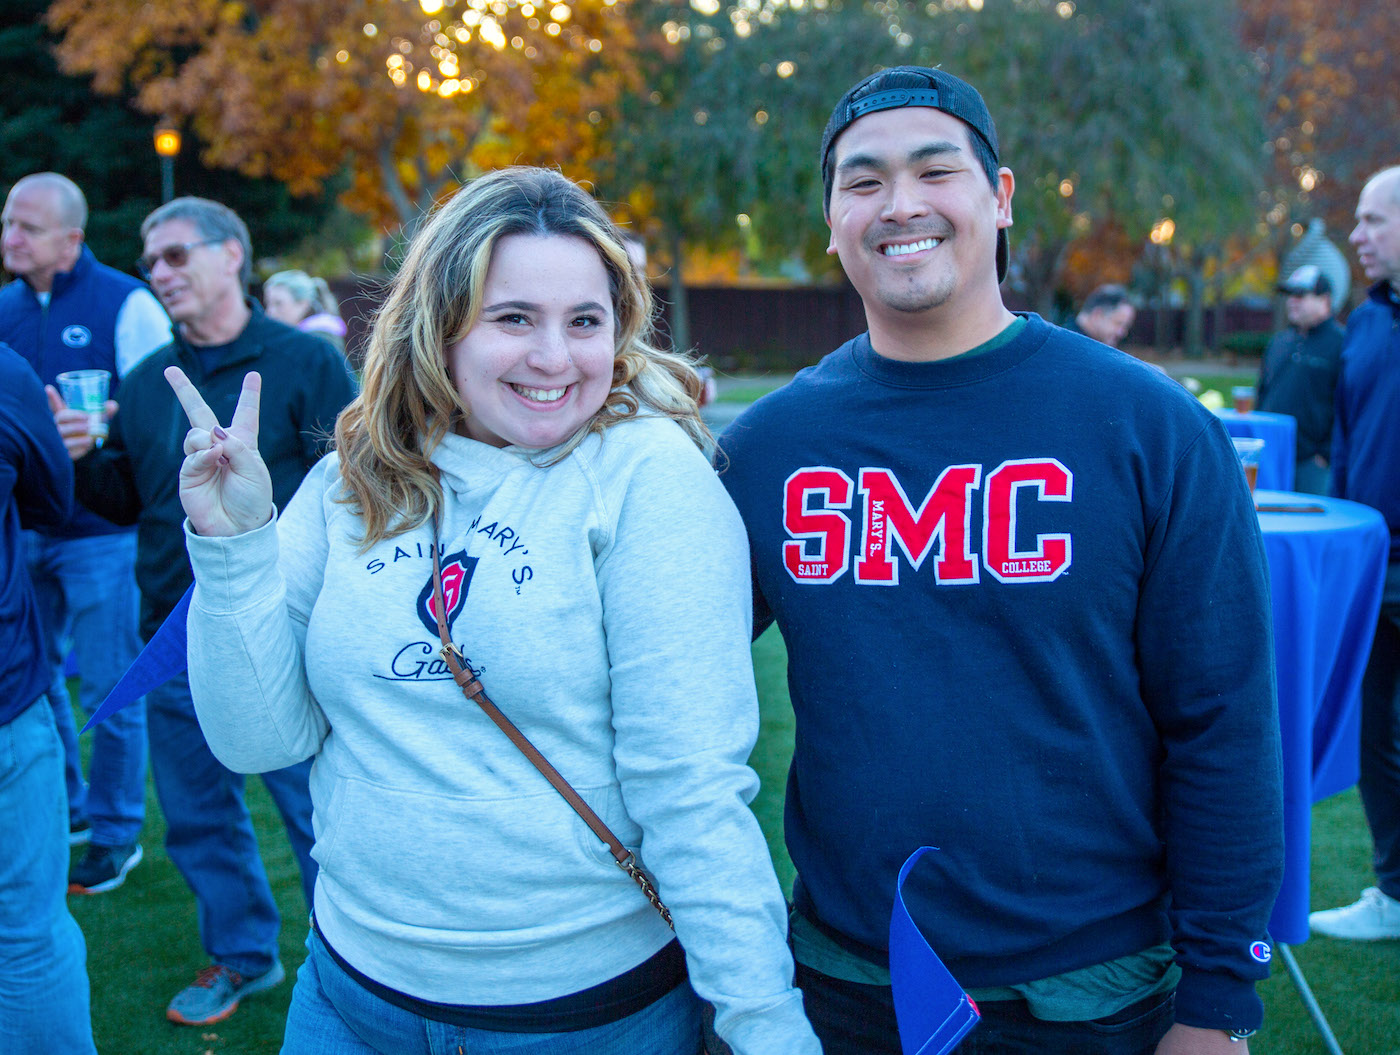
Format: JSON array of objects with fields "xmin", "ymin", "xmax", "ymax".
[{"xmin": 184, "ymin": 414, "xmax": 818, "ymax": 1054}]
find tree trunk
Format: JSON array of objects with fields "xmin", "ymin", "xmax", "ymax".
[
  {"xmin": 1184, "ymin": 248, "xmax": 1207, "ymax": 358},
  {"xmin": 666, "ymin": 227, "xmax": 691, "ymax": 355}
]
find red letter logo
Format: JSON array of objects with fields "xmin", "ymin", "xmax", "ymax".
[
  {"xmin": 983, "ymin": 459, "xmax": 1072, "ymax": 583},
  {"xmin": 783, "ymin": 467, "xmax": 853, "ymax": 584},
  {"xmin": 855, "ymin": 466, "xmax": 981, "ymax": 585}
]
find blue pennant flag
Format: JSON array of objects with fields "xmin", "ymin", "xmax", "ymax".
[
  {"xmin": 82, "ymin": 585, "xmax": 193, "ymax": 732},
  {"xmin": 889, "ymin": 846, "xmax": 981, "ymax": 1055}
]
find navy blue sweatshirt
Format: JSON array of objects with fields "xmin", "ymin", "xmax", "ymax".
[
  {"xmin": 719, "ymin": 315, "xmax": 1283, "ymax": 1034},
  {"xmin": 0, "ymin": 342, "xmax": 74, "ymax": 724},
  {"xmin": 1332, "ymin": 282, "xmax": 1400, "ymax": 560}
]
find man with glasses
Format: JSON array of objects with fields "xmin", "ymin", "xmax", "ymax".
[
  {"xmin": 0, "ymin": 172, "xmax": 171, "ymax": 896},
  {"xmin": 51, "ymin": 196, "xmax": 357, "ymax": 1026}
]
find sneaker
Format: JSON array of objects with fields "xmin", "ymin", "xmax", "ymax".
[
  {"xmin": 68, "ymin": 842, "xmax": 143, "ymax": 895},
  {"xmin": 166, "ymin": 961, "xmax": 286, "ymax": 1026},
  {"xmin": 1309, "ymin": 887, "xmax": 1400, "ymax": 940},
  {"xmin": 68, "ymin": 820, "xmax": 92, "ymax": 847}
]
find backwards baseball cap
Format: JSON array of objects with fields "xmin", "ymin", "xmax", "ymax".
[
  {"xmin": 821, "ymin": 65, "xmax": 1008, "ymax": 282},
  {"xmin": 1277, "ymin": 264, "xmax": 1331, "ymax": 297}
]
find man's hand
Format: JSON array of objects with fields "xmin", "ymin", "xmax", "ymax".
[
  {"xmin": 1155, "ymin": 1023, "xmax": 1247, "ymax": 1054},
  {"xmin": 45, "ymin": 385, "xmax": 116, "ymax": 461},
  {"xmin": 164, "ymin": 367, "xmax": 273, "ymax": 537}
]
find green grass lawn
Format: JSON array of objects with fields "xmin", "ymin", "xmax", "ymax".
[{"xmin": 72, "ymin": 629, "xmax": 1397, "ymax": 1052}]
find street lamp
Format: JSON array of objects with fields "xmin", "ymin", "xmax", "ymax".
[{"xmin": 154, "ymin": 125, "xmax": 182, "ymax": 203}]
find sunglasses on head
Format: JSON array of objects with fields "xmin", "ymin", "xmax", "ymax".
[{"xmin": 137, "ymin": 238, "xmax": 223, "ymax": 279}]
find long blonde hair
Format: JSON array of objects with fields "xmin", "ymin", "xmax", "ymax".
[{"xmin": 335, "ymin": 167, "xmax": 710, "ymax": 548}]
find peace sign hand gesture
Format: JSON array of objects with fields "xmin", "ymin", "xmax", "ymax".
[{"xmin": 165, "ymin": 366, "xmax": 273, "ymax": 537}]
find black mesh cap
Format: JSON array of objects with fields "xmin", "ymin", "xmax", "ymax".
[{"xmin": 821, "ymin": 66, "xmax": 1008, "ymax": 282}]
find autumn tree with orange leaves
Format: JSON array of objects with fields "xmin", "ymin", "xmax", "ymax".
[
  {"xmin": 47, "ymin": 0, "xmax": 639, "ymax": 232},
  {"xmin": 1239, "ymin": 0, "xmax": 1400, "ymax": 292}
]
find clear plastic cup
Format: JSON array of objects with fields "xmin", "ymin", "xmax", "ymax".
[
  {"xmin": 55, "ymin": 369, "xmax": 111, "ymax": 446},
  {"xmin": 1232, "ymin": 436, "xmax": 1265, "ymax": 493},
  {"xmin": 1231, "ymin": 385, "xmax": 1255, "ymax": 414}
]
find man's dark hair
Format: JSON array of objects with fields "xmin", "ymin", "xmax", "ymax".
[{"xmin": 1082, "ymin": 284, "xmax": 1134, "ymax": 314}]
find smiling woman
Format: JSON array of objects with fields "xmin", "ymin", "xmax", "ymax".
[{"xmin": 169, "ymin": 166, "xmax": 821, "ymax": 1055}]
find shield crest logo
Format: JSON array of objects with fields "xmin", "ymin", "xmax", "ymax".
[{"xmin": 417, "ymin": 550, "xmax": 477, "ymax": 638}]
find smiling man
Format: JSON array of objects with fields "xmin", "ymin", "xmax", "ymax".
[
  {"xmin": 718, "ymin": 67, "xmax": 1283, "ymax": 1054},
  {"xmin": 55, "ymin": 196, "xmax": 357, "ymax": 1026}
]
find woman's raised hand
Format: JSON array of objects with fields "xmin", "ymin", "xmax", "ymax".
[{"xmin": 164, "ymin": 366, "xmax": 273, "ymax": 537}]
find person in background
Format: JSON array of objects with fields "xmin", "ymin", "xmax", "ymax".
[
  {"xmin": 720, "ymin": 64, "xmax": 1283, "ymax": 1053},
  {"xmin": 1310, "ymin": 164, "xmax": 1400, "ymax": 940},
  {"xmin": 0, "ymin": 172, "xmax": 170, "ymax": 894},
  {"xmin": 263, "ymin": 269, "xmax": 348, "ymax": 353},
  {"xmin": 50, "ymin": 196, "xmax": 357, "ymax": 1026},
  {"xmin": 0, "ymin": 339, "xmax": 94, "ymax": 1054},
  {"xmin": 1066, "ymin": 283, "xmax": 1137, "ymax": 348},
  {"xmin": 168, "ymin": 167, "xmax": 817, "ymax": 1055},
  {"xmin": 1255, "ymin": 264, "xmax": 1344, "ymax": 496}
]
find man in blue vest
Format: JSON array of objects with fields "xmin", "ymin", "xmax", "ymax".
[{"xmin": 0, "ymin": 173, "xmax": 171, "ymax": 895}]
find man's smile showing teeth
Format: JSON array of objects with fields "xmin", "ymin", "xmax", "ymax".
[
  {"xmin": 510, "ymin": 383, "xmax": 569, "ymax": 403},
  {"xmin": 882, "ymin": 237, "xmax": 941, "ymax": 257}
]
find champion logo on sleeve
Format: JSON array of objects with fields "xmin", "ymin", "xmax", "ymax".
[{"xmin": 1248, "ymin": 941, "xmax": 1272, "ymax": 963}]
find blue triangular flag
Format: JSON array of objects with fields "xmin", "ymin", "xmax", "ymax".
[
  {"xmin": 890, "ymin": 846, "xmax": 981, "ymax": 1055},
  {"xmin": 82, "ymin": 584, "xmax": 193, "ymax": 731}
]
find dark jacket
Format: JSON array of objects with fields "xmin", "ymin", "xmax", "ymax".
[
  {"xmin": 1332, "ymin": 281, "xmax": 1400, "ymax": 560},
  {"xmin": 1256, "ymin": 317, "xmax": 1345, "ymax": 463},
  {"xmin": 0, "ymin": 342, "xmax": 74, "ymax": 723},
  {"xmin": 74, "ymin": 305, "xmax": 358, "ymax": 638},
  {"xmin": 0, "ymin": 245, "xmax": 168, "ymax": 538}
]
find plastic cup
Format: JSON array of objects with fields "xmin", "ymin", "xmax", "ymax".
[
  {"xmin": 55, "ymin": 369, "xmax": 111, "ymax": 446},
  {"xmin": 1232, "ymin": 436, "xmax": 1265, "ymax": 493},
  {"xmin": 1231, "ymin": 385, "xmax": 1255, "ymax": 414}
]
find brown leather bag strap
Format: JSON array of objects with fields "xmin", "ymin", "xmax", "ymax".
[{"xmin": 430, "ymin": 536, "xmax": 673, "ymax": 928}]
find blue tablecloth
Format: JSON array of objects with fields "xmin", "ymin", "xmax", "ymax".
[
  {"xmin": 1214, "ymin": 409, "xmax": 1298, "ymax": 491},
  {"xmin": 1255, "ymin": 490, "xmax": 1388, "ymax": 943}
]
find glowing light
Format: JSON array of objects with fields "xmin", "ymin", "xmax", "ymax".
[
  {"xmin": 776, "ymin": 60, "xmax": 795, "ymax": 77},
  {"xmin": 694, "ymin": 110, "xmax": 709, "ymax": 125},
  {"xmin": 1149, "ymin": 218, "xmax": 1176, "ymax": 245},
  {"xmin": 1055, "ymin": 1, "xmax": 1074, "ymax": 16},
  {"xmin": 754, "ymin": 109, "xmax": 769, "ymax": 124},
  {"xmin": 691, "ymin": 0, "xmax": 721, "ymax": 14},
  {"xmin": 1058, "ymin": 179, "xmax": 1073, "ymax": 197},
  {"xmin": 336, "ymin": 50, "xmax": 350, "ymax": 63},
  {"xmin": 421, "ymin": 0, "xmax": 444, "ymax": 13},
  {"xmin": 153, "ymin": 128, "xmax": 181, "ymax": 157},
  {"xmin": 417, "ymin": 70, "xmax": 433, "ymax": 91},
  {"xmin": 479, "ymin": 18, "xmax": 507, "ymax": 49},
  {"xmin": 363, "ymin": 23, "xmax": 378, "ymax": 36},
  {"xmin": 550, "ymin": 3, "xmax": 572, "ymax": 20},
  {"xmin": 438, "ymin": 79, "xmax": 460, "ymax": 97},
  {"xmin": 1299, "ymin": 167, "xmax": 1319, "ymax": 191},
  {"xmin": 737, "ymin": 213, "xmax": 751, "ymax": 227}
]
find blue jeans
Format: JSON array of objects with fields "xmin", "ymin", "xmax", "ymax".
[
  {"xmin": 1360, "ymin": 562, "xmax": 1400, "ymax": 901},
  {"xmin": 26, "ymin": 530, "xmax": 147, "ymax": 847},
  {"xmin": 0, "ymin": 699, "xmax": 97, "ymax": 1054},
  {"xmin": 794, "ymin": 963, "xmax": 1175, "ymax": 1055},
  {"xmin": 281, "ymin": 929, "xmax": 703, "ymax": 1055},
  {"xmin": 146, "ymin": 671, "xmax": 317, "ymax": 978}
]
